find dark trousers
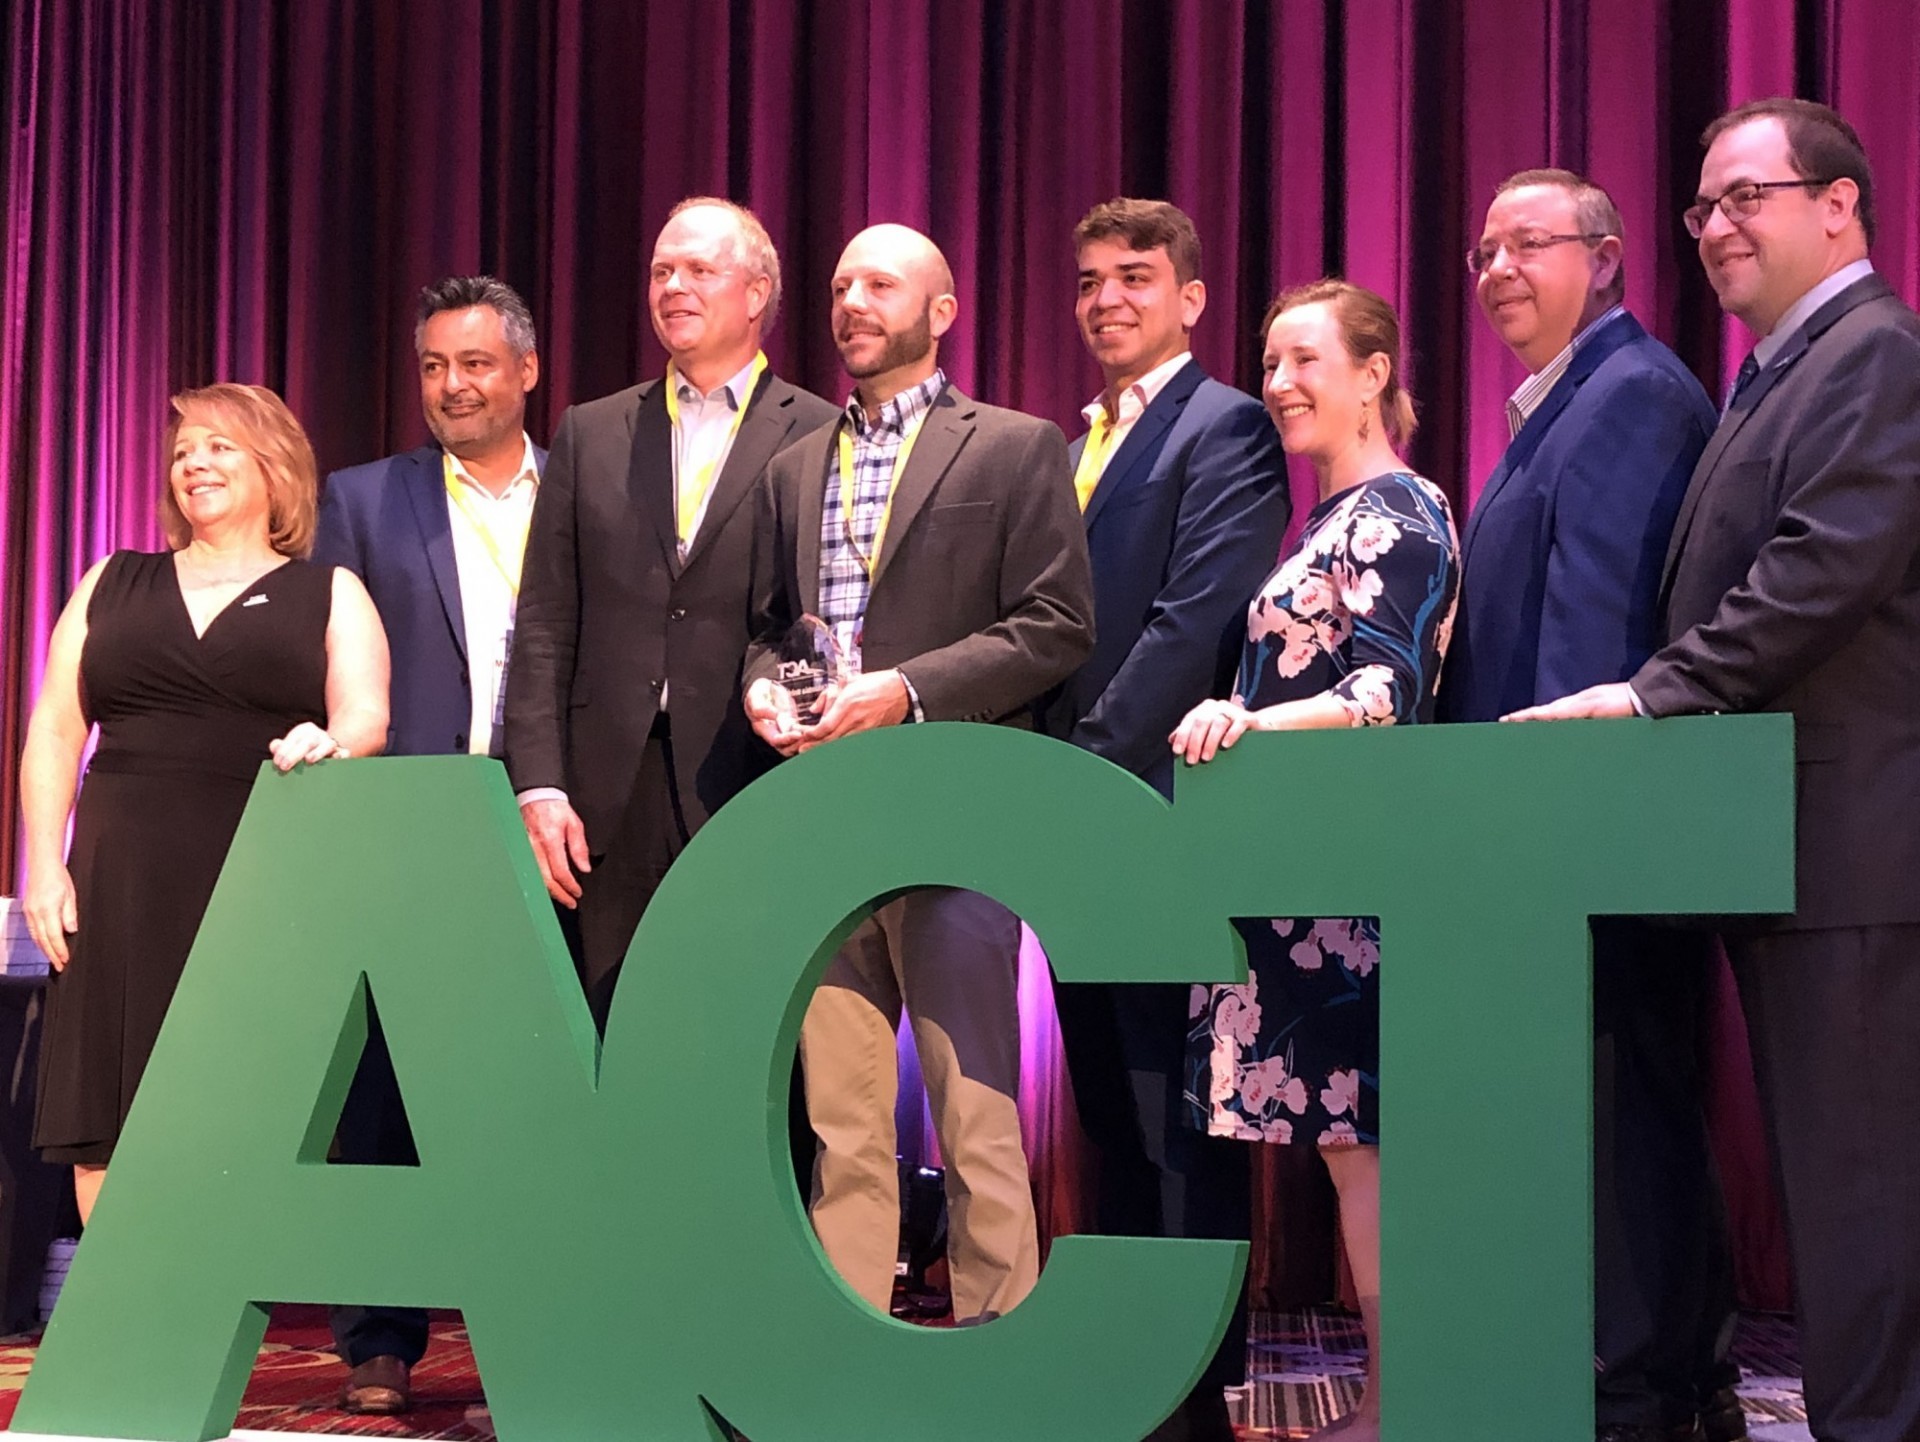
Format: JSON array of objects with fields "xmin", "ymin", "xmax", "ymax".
[
  {"xmin": 1730, "ymin": 924, "xmax": 1920, "ymax": 1442},
  {"xmin": 1053, "ymin": 980, "xmax": 1251, "ymax": 1411},
  {"xmin": 328, "ymin": 1007, "xmax": 430, "ymax": 1368},
  {"xmin": 567, "ymin": 719, "xmax": 689, "ymax": 1033},
  {"xmin": 558, "ymin": 717, "xmax": 818, "ymax": 1188},
  {"xmin": 1591, "ymin": 921, "xmax": 1738, "ymax": 1429}
]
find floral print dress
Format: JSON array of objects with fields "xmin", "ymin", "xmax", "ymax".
[{"xmin": 1186, "ymin": 470, "xmax": 1458, "ymax": 1146}]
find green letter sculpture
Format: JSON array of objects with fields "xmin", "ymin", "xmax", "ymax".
[{"xmin": 14, "ymin": 717, "xmax": 1791, "ymax": 1442}]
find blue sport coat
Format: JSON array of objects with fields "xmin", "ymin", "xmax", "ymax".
[
  {"xmin": 1438, "ymin": 312, "xmax": 1714, "ymax": 723},
  {"xmin": 1035, "ymin": 359, "xmax": 1291, "ymax": 796},
  {"xmin": 313, "ymin": 442, "xmax": 548, "ymax": 757}
]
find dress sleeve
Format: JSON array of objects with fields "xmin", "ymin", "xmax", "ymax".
[{"xmin": 1328, "ymin": 479, "xmax": 1459, "ymax": 726}]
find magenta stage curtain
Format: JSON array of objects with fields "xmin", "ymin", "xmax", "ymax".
[{"xmin": 7, "ymin": 0, "xmax": 1918, "ymax": 1307}]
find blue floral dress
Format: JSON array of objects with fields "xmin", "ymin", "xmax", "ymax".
[{"xmin": 1186, "ymin": 470, "xmax": 1458, "ymax": 1146}]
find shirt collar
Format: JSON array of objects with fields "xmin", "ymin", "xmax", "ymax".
[
  {"xmin": 1751, "ymin": 258, "xmax": 1875, "ymax": 372},
  {"xmin": 445, "ymin": 433, "xmax": 539, "ymax": 496},
  {"xmin": 675, "ymin": 353, "xmax": 762, "ymax": 411},
  {"xmin": 846, "ymin": 369, "xmax": 946, "ymax": 439},
  {"xmin": 1505, "ymin": 304, "xmax": 1627, "ymax": 437},
  {"xmin": 1081, "ymin": 350, "xmax": 1193, "ymax": 431}
]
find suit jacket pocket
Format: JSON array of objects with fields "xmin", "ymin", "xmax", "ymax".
[
  {"xmin": 921, "ymin": 500, "xmax": 998, "ymax": 527},
  {"xmin": 1793, "ymin": 719, "xmax": 1844, "ymax": 763}
]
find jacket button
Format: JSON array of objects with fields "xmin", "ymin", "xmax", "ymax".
[
  {"xmin": 454, "ymin": 732, "xmax": 468, "ymax": 749},
  {"xmin": 670, "ymin": 608, "xmax": 687, "ymax": 621},
  {"xmin": 648, "ymin": 679, "xmax": 662, "ymax": 693}
]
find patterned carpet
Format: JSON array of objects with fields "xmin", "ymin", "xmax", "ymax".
[
  {"xmin": 0, "ymin": 1306, "xmax": 489, "ymax": 1438},
  {"xmin": 1238, "ymin": 1308, "xmax": 1807, "ymax": 1438},
  {"xmin": 0, "ymin": 1303, "xmax": 1806, "ymax": 1440}
]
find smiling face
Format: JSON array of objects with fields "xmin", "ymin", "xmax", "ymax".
[
  {"xmin": 1695, "ymin": 117, "xmax": 1847, "ymax": 336},
  {"xmin": 1261, "ymin": 302, "xmax": 1383, "ymax": 463},
  {"xmin": 1474, "ymin": 184, "xmax": 1614, "ymax": 371},
  {"xmin": 830, "ymin": 227, "xmax": 954, "ymax": 384},
  {"xmin": 648, "ymin": 205, "xmax": 770, "ymax": 371},
  {"xmin": 169, "ymin": 419, "xmax": 273, "ymax": 542},
  {"xmin": 418, "ymin": 305, "xmax": 536, "ymax": 458},
  {"xmin": 1073, "ymin": 238, "xmax": 1205, "ymax": 389}
]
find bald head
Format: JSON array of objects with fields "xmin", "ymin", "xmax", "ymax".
[
  {"xmin": 831, "ymin": 224, "xmax": 959, "ymax": 410},
  {"xmin": 838, "ymin": 223, "xmax": 955, "ymax": 299}
]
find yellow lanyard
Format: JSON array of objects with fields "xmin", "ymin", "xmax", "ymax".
[
  {"xmin": 836, "ymin": 408, "xmax": 929, "ymax": 576},
  {"xmin": 1072, "ymin": 413, "xmax": 1117, "ymax": 512},
  {"xmin": 442, "ymin": 454, "xmax": 530, "ymax": 595},
  {"xmin": 666, "ymin": 350, "xmax": 767, "ymax": 543}
]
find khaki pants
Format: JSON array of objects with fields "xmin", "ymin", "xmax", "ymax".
[{"xmin": 799, "ymin": 887, "xmax": 1039, "ymax": 1321}]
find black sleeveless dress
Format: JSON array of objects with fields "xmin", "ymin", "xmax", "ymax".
[{"xmin": 34, "ymin": 550, "xmax": 331, "ymax": 1164}]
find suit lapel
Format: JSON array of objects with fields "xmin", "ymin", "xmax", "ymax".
[
  {"xmin": 794, "ymin": 425, "xmax": 835, "ymax": 618},
  {"xmin": 1082, "ymin": 360, "xmax": 1202, "ymax": 533},
  {"xmin": 402, "ymin": 447, "xmax": 468, "ymax": 660},
  {"xmin": 680, "ymin": 374, "xmax": 793, "ymax": 571},
  {"xmin": 1660, "ymin": 274, "xmax": 1893, "ymax": 598},
  {"xmin": 871, "ymin": 385, "xmax": 973, "ymax": 591},
  {"xmin": 1459, "ymin": 452, "xmax": 1513, "ymax": 563},
  {"xmin": 1462, "ymin": 376, "xmax": 1565, "ymax": 560},
  {"xmin": 1657, "ymin": 349, "xmax": 1794, "ymax": 599},
  {"xmin": 1464, "ymin": 314, "xmax": 1641, "ymax": 564},
  {"xmin": 624, "ymin": 382, "xmax": 680, "ymax": 575}
]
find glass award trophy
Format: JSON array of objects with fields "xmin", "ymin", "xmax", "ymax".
[{"xmin": 774, "ymin": 613, "xmax": 853, "ymax": 724}]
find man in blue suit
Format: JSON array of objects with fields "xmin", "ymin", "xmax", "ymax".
[
  {"xmin": 1437, "ymin": 172, "xmax": 1740, "ymax": 1442},
  {"xmin": 1036, "ymin": 198, "xmax": 1290, "ymax": 1442},
  {"xmin": 311, "ymin": 275, "xmax": 544, "ymax": 1414}
]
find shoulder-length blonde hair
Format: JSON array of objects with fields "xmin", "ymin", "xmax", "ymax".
[{"xmin": 160, "ymin": 383, "xmax": 318, "ymax": 558}]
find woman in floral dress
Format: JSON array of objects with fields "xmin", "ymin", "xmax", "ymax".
[{"xmin": 1172, "ymin": 280, "xmax": 1459, "ymax": 1441}]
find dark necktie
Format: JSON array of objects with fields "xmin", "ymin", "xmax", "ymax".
[{"xmin": 1724, "ymin": 352, "xmax": 1760, "ymax": 414}]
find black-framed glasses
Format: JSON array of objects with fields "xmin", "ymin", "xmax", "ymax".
[
  {"xmin": 1465, "ymin": 232, "xmax": 1609, "ymax": 275},
  {"xmin": 1683, "ymin": 179, "xmax": 1834, "ymax": 238}
]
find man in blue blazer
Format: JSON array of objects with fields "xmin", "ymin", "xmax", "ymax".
[
  {"xmin": 311, "ymin": 275, "xmax": 545, "ymax": 1415},
  {"xmin": 1035, "ymin": 199, "xmax": 1290, "ymax": 1442},
  {"xmin": 1437, "ymin": 173, "xmax": 1737, "ymax": 1442}
]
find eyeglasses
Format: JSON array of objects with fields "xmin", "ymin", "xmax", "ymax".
[
  {"xmin": 1683, "ymin": 179, "xmax": 1834, "ymax": 239},
  {"xmin": 1465, "ymin": 233, "xmax": 1609, "ymax": 275}
]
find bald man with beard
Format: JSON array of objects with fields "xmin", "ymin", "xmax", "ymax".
[{"xmin": 745, "ymin": 224, "xmax": 1095, "ymax": 1322}]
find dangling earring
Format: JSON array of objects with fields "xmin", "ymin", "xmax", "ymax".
[{"xmin": 1358, "ymin": 404, "xmax": 1371, "ymax": 445}]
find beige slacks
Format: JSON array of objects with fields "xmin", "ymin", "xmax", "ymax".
[{"xmin": 799, "ymin": 886, "xmax": 1040, "ymax": 1321}]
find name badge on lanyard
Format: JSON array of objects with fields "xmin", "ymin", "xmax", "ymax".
[{"xmin": 492, "ymin": 625, "xmax": 514, "ymax": 738}]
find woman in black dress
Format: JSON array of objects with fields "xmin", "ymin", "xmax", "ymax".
[
  {"xmin": 18, "ymin": 383, "xmax": 389, "ymax": 1222},
  {"xmin": 1172, "ymin": 282, "xmax": 1459, "ymax": 1441}
]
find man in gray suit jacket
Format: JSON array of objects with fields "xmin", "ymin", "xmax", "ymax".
[
  {"xmin": 745, "ymin": 224, "xmax": 1095, "ymax": 1323},
  {"xmin": 506, "ymin": 200, "xmax": 838, "ymax": 1028},
  {"xmin": 1513, "ymin": 99, "xmax": 1920, "ymax": 1442}
]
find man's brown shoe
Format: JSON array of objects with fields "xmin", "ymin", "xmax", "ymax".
[{"xmin": 340, "ymin": 1354, "xmax": 412, "ymax": 1415}]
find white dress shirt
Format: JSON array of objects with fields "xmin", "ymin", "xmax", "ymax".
[
  {"xmin": 444, "ymin": 434, "xmax": 539, "ymax": 757},
  {"xmin": 671, "ymin": 352, "xmax": 762, "ymax": 558},
  {"xmin": 1504, "ymin": 305, "xmax": 1626, "ymax": 439},
  {"xmin": 1079, "ymin": 350, "xmax": 1194, "ymax": 480}
]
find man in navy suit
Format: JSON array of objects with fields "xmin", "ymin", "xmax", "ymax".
[
  {"xmin": 312, "ymin": 275, "xmax": 545, "ymax": 1414},
  {"xmin": 1437, "ymin": 172, "xmax": 1738, "ymax": 1442},
  {"xmin": 1035, "ymin": 198, "xmax": 1290, "ymax": 1442}
]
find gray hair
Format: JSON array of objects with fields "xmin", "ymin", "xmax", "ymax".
[
  {"xmin": 668, "ymin": 196, "xmax": 784, "ymax": 334},
  {"xmin": 414, "ymin": 275, "xmax": 538, "ymax": 356},
  {"xmin": 1494, "ymin": 168, "xmax": 1627, "ymax": 307}
]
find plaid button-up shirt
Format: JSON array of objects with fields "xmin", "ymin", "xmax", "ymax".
[{"xmin": 817, "ymin": 369, "xmax": 946, "ymax": 673}]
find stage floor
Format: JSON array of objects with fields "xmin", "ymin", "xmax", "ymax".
[{"xmin": 0, "ymin": 1306, "xmax": 1810, "ymax": 1440}]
